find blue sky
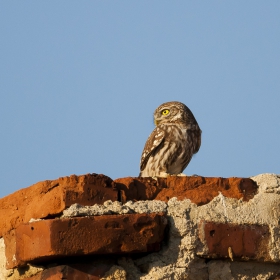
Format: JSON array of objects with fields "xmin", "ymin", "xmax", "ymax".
[{"xmin": 1, "ymin": 2, "xmax": 279, "ymax": 198}]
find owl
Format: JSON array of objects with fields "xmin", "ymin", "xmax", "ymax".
[{"xmin": 139, "ymin": 101, "xmax": 201, "ymax": 177}]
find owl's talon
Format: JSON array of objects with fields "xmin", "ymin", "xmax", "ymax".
[
  {"xmin": 168, "ymin": 173, "xmax": 187, "ymax": 177},
  {"xmin": 177, "ymin": 173, "xmax": 187, "ymax": 177},
  {"xmin": 151, "ymin": 172, "xmax": 170, "ymax": 179}
]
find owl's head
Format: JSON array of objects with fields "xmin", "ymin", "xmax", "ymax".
[{"xmin": 153, "ymin": 101, "xmax": 198, "ymax": 127}]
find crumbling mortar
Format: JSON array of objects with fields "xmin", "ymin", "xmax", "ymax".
[{"xmin": 3, "ymin": 173, "xmax": 280, "ymax": 280}]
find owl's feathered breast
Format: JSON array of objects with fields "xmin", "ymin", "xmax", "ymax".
[{"xmin": 140, "ymin": 123, "xmax": 201, "ymax": 175}]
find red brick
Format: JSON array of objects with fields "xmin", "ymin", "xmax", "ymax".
[
  {"xmin": 114, "ymin": 177, "xmax": 163, "ymax": 202},
  {"xmin": 0, "ymin": 175, "xmax": 257, "ymax": 238},
  {"xmin": 4, "ymin": 213, "xmax": 167, "ymax": 269},
  {"xmin": 155, "ymin": 176, "xmax": 258, "ymax": 205},
  {"xmin": 0, "ymin": 173, "xmax": 117, "ymax": 237},
  {"xmin": 198, "ymin": 221, "xmax": 270, "ymax": 261},
  {"xmin": 115, "ymin": 176, "xmax": 258, "ymax": 205},
  {"xmin": 23, "ymin": 263, "xmax": 114, "ymax": 280}
]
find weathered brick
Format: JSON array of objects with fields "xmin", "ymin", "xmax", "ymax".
[
  {"xmin": 155, "ymin": 176, "xmax": 258, "ymax": 205},
  {"xmin": 198, "ymin": 221, "xmax": 271, "ymax": 261},
  {"xmin": 0, "ymin": 175, "xmax": 257, "ymax": 238},
  {"xmin": 115, "ymin": 176, "xmax": 258, "ymax": 205},
  {"xmin": 4, "ymin": 213, "xmax": 167, "ymax": 269},
  {"xmin": 0, "ymin": 173, "xmax": 117, "ymax": 237},
  {"xmin": 114, "ymin": 177, "xmax": 163, "ymax": 202}
]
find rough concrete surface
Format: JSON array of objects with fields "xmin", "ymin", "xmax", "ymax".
[
  {"xmin": 89, "ymin": 173, "xmax": 280, "ymax": 279},
  {"xmin": 2, "ymin": 173, "xmax": 280, "ymax": 280},
  {"xmin": 62, "ymin": 200, "xmax": 167, "ymax": 217}
]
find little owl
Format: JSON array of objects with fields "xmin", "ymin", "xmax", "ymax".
[{"xmin": 139, "ymin": 101, "xmax": 201, "ymax": 177}]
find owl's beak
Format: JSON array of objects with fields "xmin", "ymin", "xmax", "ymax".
[{"xmin": 154, "ymin": 119, "xmax": 159, "ymax": 126}]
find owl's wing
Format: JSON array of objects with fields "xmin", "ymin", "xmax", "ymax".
[
  {"xmin": 140, "ymin": 126, "xmax": 165, "ymax": 171},
  {"xmin": 193, "ymin": 129, "xmax": 202, "ymax": 154}
]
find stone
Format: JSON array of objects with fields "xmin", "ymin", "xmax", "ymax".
[
  {"xmin": 100, "ymin": 265, "xmax": 127, "ymax": 280},
  {"xmin": 0, "ymin": 173, "xmax": 117, "ymax": 237},
  {"xmin": 4, "ymin": 213, "xmax": 167, "ymax": 269},
  {"xmin": 251, "ymin": 173, "xmax": 280, "ymax": 194},
  {"xmin": 198, "ymin": 221, "xmax": 271, "ymax": 261}
]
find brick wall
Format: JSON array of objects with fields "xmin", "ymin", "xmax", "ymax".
[{"xmin": 1, "ymin": 173, "xmax": 280, "ymax": 279}]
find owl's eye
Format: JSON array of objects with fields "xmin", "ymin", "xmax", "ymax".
[{"xmin": 162, "ymin": 109, "xmax": 170, "ymax": 116}]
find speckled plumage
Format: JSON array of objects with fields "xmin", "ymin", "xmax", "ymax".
[{"xmin": 139, "ymin": 101, "xmax": 201, "ymax": 177}]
